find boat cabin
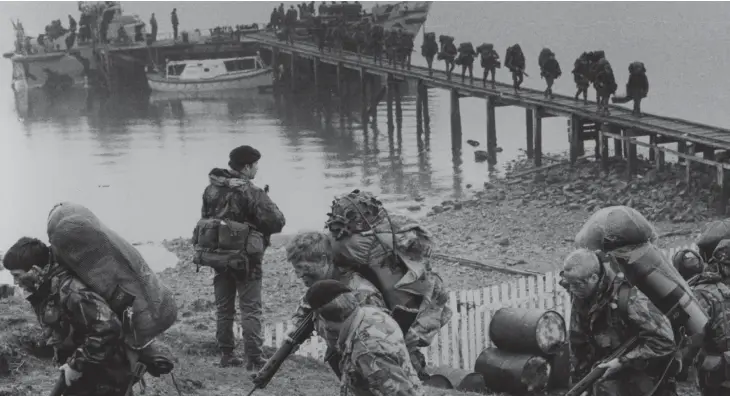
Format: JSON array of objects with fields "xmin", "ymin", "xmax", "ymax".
[{"xmin": 164, "ymin": 56, "xmax": 266, "ymax": 81}]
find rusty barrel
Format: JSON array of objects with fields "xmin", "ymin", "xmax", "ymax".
[
  {"xmin": 488, "ymin": 308, "xmax": 567, "ymax": 355},
  {"xmin": 475, "ymin": 347, "xmax": 551, "ymax": 395},
  {"xmin": 424, "ymin": 366, "xmax": 486, "ymax": 393}
]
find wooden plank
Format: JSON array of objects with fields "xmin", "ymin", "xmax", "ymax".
[
  {"xmin": 467, "ymin": 290, "xmax": 477, "ymax": 367},
  {"xmin": 449, "ymin": 292, "xmax": 459, "ymax": 368},
  {"xmin": 603, "ymin": 131, "xmax": 730, "ymax": 170},
  {"xmin": 459, "ymin": 290, "xmax": 469, "ymax": 369}
]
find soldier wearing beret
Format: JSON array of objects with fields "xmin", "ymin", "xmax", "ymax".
[
  {"xmin": 304, "ymin": 279, "xmax": 424, "ymax": 396},
  {"xmin": 200, "ymin": 145, "xmax": 286, "ymax": 370}
]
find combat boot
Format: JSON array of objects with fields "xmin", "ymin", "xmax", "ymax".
[
  {"xmin": 220, "ymin": 350, "xmax": 244, "ymax": 367},
  {"xmin": 246, "ymin": 355, "xmax": 268, "ymax": 371}
]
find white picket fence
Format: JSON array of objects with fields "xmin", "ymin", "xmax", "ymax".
[{"xmin": 256, "ymin": 243, "xmax": 698, "ymax": 371}]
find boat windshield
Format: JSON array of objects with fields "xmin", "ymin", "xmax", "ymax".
[
  {"xmin": 167, "ymin": 64, "xmax": 186, "ymax": 76},
  {"xmin": 223, "ymin": 58, "xmax": 257, "ymax": 73}
]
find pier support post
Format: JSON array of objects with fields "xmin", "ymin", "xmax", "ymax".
[
  {"xmin": 290, "ymin": 53, "xmax": 296, "ymax": 90},
  {"xmin": 626, "ymin": 129, "xmax": 637, "ymax": 179},
  {"xmin": 649, "ymin": 134, "xmax": 656, "ymax": 162},
  {"xmin": 386, "ymin": 77, "xmax": 394, "ymax": 131},
  {"xmin": 612, "ymin": 125, "xmax": 623, "ymax": 159},
  {"xmin": 704, "ymin": 146, "xmax": 715, "ymax": 161},
  {"xmin": 422, "ymin": 83, "xmax": 430, "ymax": 125},
  {"xmin": 600, "ymin": 123, "xmax": 610, "ymax": 175},
  {"xmin": 313, "ymin": 58, "xmax": 320, "ymax": 93},
  {"xmin": 569, "ymin": 115, "xmax": 583, "ymax": 165},
  {"xmin": 416, "ymin": 80, "xmax": 423, "ymax": 127},
  {"xmin": 360, "ymin": 67, "xmax": 367, "ymax": 120},
  {"xmin": 394, "ymin": 83, "xmax": 402, "ymax": 123},
  {"xmin": 450, "ymin": 89, "xmax": 462, "ymax": 139},
  {"xmin": 657, "ymin": 147, "xmax": 665, "ymax": 171},
  {"xmin": 678, "ymin": 141, "xmax": 687, "ymax": 164},
  {"xmin": 525, "ymin": 109, "xmax": 534, "ymax": 159},
  {"xmin": 720, "ymin": 169, "xmax": 730, "ymax": 215},
  {"xmin": 336, "ymin": 62, "xmax": 343, "ymax": 95},
  {"xmin": 532, "ymin": 108, "xmax": 543, "ymax": 167},
  {"xmin": 686, "ymin": 144, "xmax": 695, "ymax": 191},
  {"xmin": 485, "ymin": 96, "xmax": 497, "ymax": 164}
]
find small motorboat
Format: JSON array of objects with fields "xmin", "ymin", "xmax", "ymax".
[{"xmin": 146, "ymin": 54, "xmax": 273, "ymax": 93}]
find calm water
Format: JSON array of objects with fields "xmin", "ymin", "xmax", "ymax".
[{"xmin": 1, "ymin": 2, "xmax": 730, "ymax": 271}]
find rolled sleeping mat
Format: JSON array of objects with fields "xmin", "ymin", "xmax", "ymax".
[
  {"xmin": 488, "ymin": 308, "xmax": 566, "ymax": 355},
  {"xmin": 474, "ymin": 347, "xmax": 551, "ymax": 395},
  {"xmin": 424, "ymin": 365, "xmax": 486, "ymax": 392},
  {"xmin": 610, "ymin": 243, "xmax": 709, "ymax": 337}
]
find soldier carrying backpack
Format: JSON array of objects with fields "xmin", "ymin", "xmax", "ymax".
[
  {"xmin": 193, "ymin": 145, "xmax": 286, "ymax": 370},
  {"xmin": 477, "ymin": 43, "xmax": 500, "ymax": 88},
  {"xmin": 504, "ymin": 44, "xmax": 526, "ymax": 93},
  {"xmin": 4, "ymin": 202, "xmax": 179, "ymax": 396}
]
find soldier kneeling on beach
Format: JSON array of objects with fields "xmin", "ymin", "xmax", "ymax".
[
  {"xmin": 4, "ymin": 238, "xmax": 137, "ymax": 396},
  {"xmin": 304, "ymin": 279, "xmax": 425, "ymax": 396}
]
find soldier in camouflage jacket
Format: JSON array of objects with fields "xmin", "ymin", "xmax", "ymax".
[
  {"xmin": 285, "ymin": 231, "xmax": 387, "ymax": 376},
  {"xmin": 304, "ymin": 280, "xmax": 424, "ymax": 396},
  {"xmin": 4, "ymin": 237, "xmax": 132, "ymax": 396},
  {"xmin": 201, "ymin": 145, "xmax": 286, "ymax": 369},
  {"xmin": 562, "ymin": 249, "xmax": 678, "ymax": 396}
]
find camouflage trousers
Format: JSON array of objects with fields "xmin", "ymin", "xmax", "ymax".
[
  {"xmin": 594, "ymin": 368, "xmax": 677, "ymax": 396},
  {"xmin": 214, "ymin": 268, "xmax": 263, "ymax": 358}
]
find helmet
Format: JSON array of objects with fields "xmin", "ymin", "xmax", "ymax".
[
  {"xmin": 672, "ymin": 249, "xmax": 704, "ymax": 280},
  {"xmin": 325, "ymin": 189, "xmax": 386, "ymax": 240}
]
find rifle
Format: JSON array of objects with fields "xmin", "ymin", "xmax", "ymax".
[
  {"xmin": 49, "ymin": 372, "xmax": 66, "ymax": 396},
  {"xmin": 247, "ymin": 312, "xmax": 315, "ymax": 396},
  {"xmin": 564, "ymin": 334, "xmax": 640, "ymax": 396}
]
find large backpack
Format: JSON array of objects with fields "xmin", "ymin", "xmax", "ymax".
[
  {"xmin": 47, "ymin": 202, "xmax": 178, "ymax": 351},
  {"xmin": 191, "ymin": 217, "xmax": 265, "ymax": 273}
]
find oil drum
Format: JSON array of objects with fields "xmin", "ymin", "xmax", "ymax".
[
  {"xmin": 474, "ymin": 347, "xmax": 551, "ymax": 395},
  {"xmin": 610, "ymin": 243, "xmax": 708, "ymax": 336},
  {"xmin": 424, "ymin": 366, "xmax": 486, "ymax": 393},
  {"xmin": 488, "ymin": 308, "xmax": 566, "ymax": 355}
]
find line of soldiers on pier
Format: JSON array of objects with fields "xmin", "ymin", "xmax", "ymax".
[{"xmin": 283, "ymin": 17, "xmax": 650, "ymax": 117}]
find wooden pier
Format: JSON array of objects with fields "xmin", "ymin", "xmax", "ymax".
[{"xmin": 247, "ymin": 30, "xmax": 730, "ymax": 214}]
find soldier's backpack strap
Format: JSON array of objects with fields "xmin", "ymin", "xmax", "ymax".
[{"xmin": 616, "ymin": 279, "xmax": 632, "ymax": 325}]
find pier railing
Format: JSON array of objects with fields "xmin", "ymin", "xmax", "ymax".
[{"xmin": 235, "ymin": 243, "xmax": 697, "ymax": 371}]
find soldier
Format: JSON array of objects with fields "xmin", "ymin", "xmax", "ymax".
[
  {"xmin": 284, "ymin": 231, "xmax": 386, "ymax": 376},
  {"xmin": 592, "ymin": 57, "xmax": 617, "ymax": 115},
  {"xmin": 477, "ymin": 43, "xmax": 500, "ymax": 88},
  {"xmin": 421, "ymin": 32, "xmax": 439, "ymax": 76},
  {"xmin": 385, "ymin": 30, "xmax": 400, "ymax": 68},
  {"xmin": 3, "ymin": 238, "xmax": 134, "ymax": 396},
  {"xmin": 562, "ymin": 249, "xmax": 678, "ymax": 396},
  {"xmin": 680, "ymin": 240, "xmax": 730, "ymax": 396},
  {"xmin": 370, "ymin": 25, "xmax": 384, "ymax": 66},
  {"xmin": 572, "ymin": 53, "xmax": 591, "ymax": 104},
  {"xmin": 456, "ymin": 42, "xmax": 476, "ymax": 84},
  {"xmin": 149, "ymin": 13, "xmax": 158, "ymax": 43},
  {"xmin": 304, "ymin": 280, "xmax": 425, "ymax": 396},
  {"xmin": 538, "ymin": 48, "xmax": 561, "ymax": 99},
  {"xmin": 324, "ymin": 190, "xmax": 452, "ymax": 381},
  {"xmin": 438, "ymin": 35, "xmax": 457, "ymax": 80},
  {"xmin": 199, "ymin": 145, "xmax": 286, "ymax": 370},
  {"xmin": 504, "ymin": 44, "xmax": 526, "ymax": 93},
  {"xmin": 170, "ymin": 8, "xmax": 179, "ymax": 41}
]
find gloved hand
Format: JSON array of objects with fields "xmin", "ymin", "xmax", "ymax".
[{"xmin": 59, "ymin": 363, "xmax": 82, "ymax": 386}]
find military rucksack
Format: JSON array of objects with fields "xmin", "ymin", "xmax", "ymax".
[{"xmin": 191, "ymin": 217, "xmax": 265, "ymax": 273}]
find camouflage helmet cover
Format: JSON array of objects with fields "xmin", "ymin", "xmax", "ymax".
[{"xmin": 325, "ymin": 189, "xmax": 387, "ymax": 240}]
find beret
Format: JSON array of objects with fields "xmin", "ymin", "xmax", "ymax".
[
  {"xmin": 229, "ymin": 145, "xmax": 261, "ymax": 167},
  {"xmin": 304, "ymin": 279, "xmax": 352, "ymax": 311}
]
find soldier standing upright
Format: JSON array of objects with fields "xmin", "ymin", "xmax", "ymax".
[
  {"xmin": 561, "ymin": 249, "xmax": 678, "ymax": 396},
  {"xmin": 195, "ymin": 145, "xmax": 286, "ymax": 370},
  {"xmin": 304, "ymin": 280, "xmax": 425, "ymax": 396},
  {"xmin": 170, "ymin": 8, "xmax": 179, "ymax": 41}
]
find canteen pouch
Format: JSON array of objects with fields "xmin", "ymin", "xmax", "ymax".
[{"xmin": 700, "ymin": 354, "xmax": 725, "ymax": 388}]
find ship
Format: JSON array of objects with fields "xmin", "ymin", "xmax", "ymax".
[
  {"xmin": 4, "ymin": 1, "xmax": 147, "ymax": 93},
  {"xmin": 278, "ymin": 1, "xmax": 432, "ymax": 49}
]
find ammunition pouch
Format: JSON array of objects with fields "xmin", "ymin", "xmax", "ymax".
[
  {"xmin": 192, "ymin": 218, "xmax": 265, "ymax": 272},
  {"xmin": 698, "ymin": 352, "xmax": 730, "ymax": 389}
]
